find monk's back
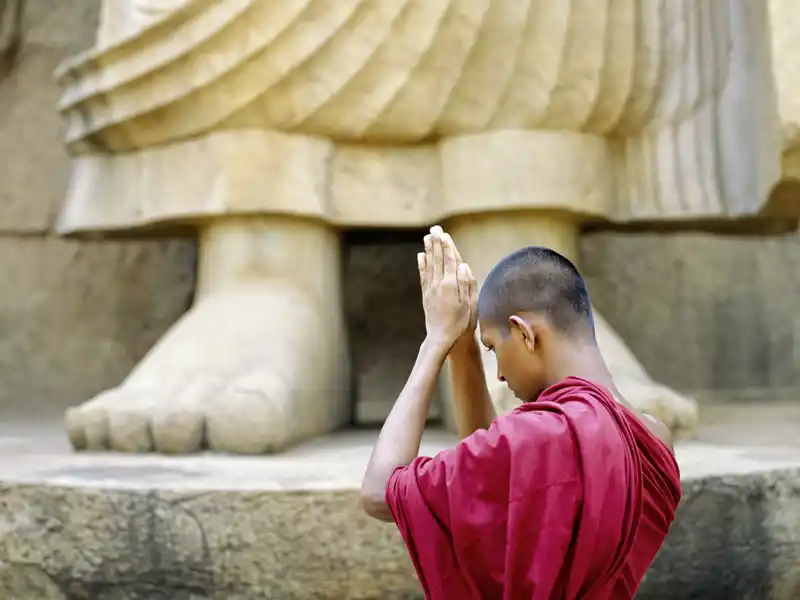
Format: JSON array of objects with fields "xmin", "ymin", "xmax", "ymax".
[
  {"xmin": 539, "ymin": 383, "xmax": 681, "ymax": 599},
  {"xmin": 611, "ymin": 406, "xmax": 682, "ymax": 597},
  {"xmin": 501, "ymin": 380, "xmax": 682, "ymax": 599}
]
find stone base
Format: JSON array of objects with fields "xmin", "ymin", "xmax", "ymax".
[{"xmin": 0, "ymin": 426, "xmax": 798, "ymax": 600}]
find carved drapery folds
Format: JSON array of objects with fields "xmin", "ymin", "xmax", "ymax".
[{"xmin": 0, "ymin": 0, "xmax": 23, "ymax": 80}]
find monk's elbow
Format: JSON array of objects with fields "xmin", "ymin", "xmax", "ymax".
[{"xmin": 360, "ymin": 484, "xmax": 393, "ymax": 522}]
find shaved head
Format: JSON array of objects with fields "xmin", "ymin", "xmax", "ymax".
[{"xmin": 478, "ymin": 247, "xmax": 594, "ymax": 338}]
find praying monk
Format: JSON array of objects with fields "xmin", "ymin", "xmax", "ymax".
[{"xmin": 361, "ymin": 226, "xmax": 681, "ymax": 599}]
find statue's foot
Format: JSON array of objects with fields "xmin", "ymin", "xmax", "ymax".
[
  {"xmin": 65, "ymin": 285, "xmax": 348, "ymax": 454},
  {"xmin": 593, "ymin": 312, "xmax": 699, "ymax": 440},
  {"xmin": 610, "ymin": 374, "xmax": 698, "ymax": 441}
]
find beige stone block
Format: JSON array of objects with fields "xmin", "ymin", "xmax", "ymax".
[
  {"xmin": 0, "ymin": 0, "xmax": 100, "ymax": 230},
  {"xmin": 22, "ymin": 0, "xmax": 100, "ymax": 47},
  {"xmin": 0, "ymin": 430, "xmax": 798, "ymax": 599},
  {"xmin": 771, "ymin": 0, "xmax": 800, "ymax": 150},
  {"xmin": 581, "ymin": 231, "xmax": 800, "ymax": 393},
  {"xmin": 0, "ymin": 235, "xmax": 194, "ymax": 419},
  {"xmin": 0, "ymin": 44, "xmax": 79, "ymax": 230}
]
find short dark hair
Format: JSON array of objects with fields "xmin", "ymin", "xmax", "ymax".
[{"xmin": 477, "ymin": 246, "xmax": 594, "ymax": 337}]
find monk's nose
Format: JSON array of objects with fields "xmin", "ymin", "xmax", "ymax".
[{"xmin": 495, "ymin": 360, "xmax": 505, "ymax": 382}]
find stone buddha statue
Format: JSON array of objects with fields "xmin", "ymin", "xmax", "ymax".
[{"xmin": 55, "ymin": 0, "xmax": 798, "ymax": 454}]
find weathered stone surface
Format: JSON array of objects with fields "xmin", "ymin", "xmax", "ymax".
[
  {"xmin": 344, "ymin": 232, "xmax": 440, "ymax": 424},
  {"xmin": 0, "ymin": 486, "xmax": 421, "ymax": 600},
  {"xmin": 0, "ymin": 44, "xmax": 76, "ymax": 230},
  {"xmin": 582, "ymin": 232, "xmax": 800, "ymax": 394},
  {"xmin": 0, "ymin": 0, "xmax": 23, "ymax": 80},
  {"xmin": 772, "ymin": 0, "xmax": 800, "ymax": 154},
  {"xmin": 0, "ymin": 0, "xmax": 197, "ymax": 420},
  {"xmin": 0, "ymin": 236, "xmax": 194, "ymax": 419},
  {"xmin": 0, "ymin": 430, "xmax": 797, "ymax": 600},
  {"xmin": 20, "ymin": 0, "xmax": 98, "ymax": 46},
  {"xmin": 0, "ymin": 0, "xmax": 99, "ymax": 231},
  {"xmin": 640, "ymin": 465, "xmax": 800, "ymax": 600}
]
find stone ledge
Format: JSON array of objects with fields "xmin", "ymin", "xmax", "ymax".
[
  {"xmin": 57, "ymin": 130, "xmax": 612, "ymax": 235},
  {"xmin": 0, "ymin": 430, "xmax": 798, "ymax": 599}
]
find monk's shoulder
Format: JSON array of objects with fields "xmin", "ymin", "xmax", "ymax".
[
  {"xmin": 490, "ymin": 403, "xmax": 568, "ymax": 433},
  {"xmin": 494, "ymin": 409, "xmax": 581, "ymax": 485},
  {"xmin": 444, "ymin": 411, "xmax": 577, "ymax": 489},
  {"xmin": 455, "ymin": 408, "xmax": 568, "ymax": 455},
  {"xmin": 481, "ymin": 408, "xmax": 577, "ymax": 463}
]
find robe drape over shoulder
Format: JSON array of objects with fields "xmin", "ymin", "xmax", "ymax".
[{"xmin": 386, "ymin": 376, "xmax": 681, "ymax": 600}]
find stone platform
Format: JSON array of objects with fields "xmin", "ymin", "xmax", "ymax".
[{"xmin": 0, "ymin": 421, "xmax": 798, "ymax": 600}]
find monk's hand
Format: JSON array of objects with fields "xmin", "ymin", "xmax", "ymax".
[
  {"xmin": 447, "ymin": 234, "xmax": 479, "ymax": 350},
  {"xmin": 418, "ymin": 226, "xmax": 472, "ymax": 352}
]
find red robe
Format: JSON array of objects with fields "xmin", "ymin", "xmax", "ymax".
[{"xmin": 385, "ymin": 376, "xmax": 681, "ymax": 600}]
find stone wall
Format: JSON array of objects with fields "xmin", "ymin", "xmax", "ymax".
[
  {"xmin": 582, "ymin": 232, "xmax": 800, "ymax": 399},
  {"xmin": 344, "ymin": 230, "xmax": 436, "ymax": 424},
  {"xmin": 0, "ymin": 0, "xmax": 195, "ymax": 420},
  {"xmin": 348, "ymin": 229, "xmax": 800, "ymax": 424}
]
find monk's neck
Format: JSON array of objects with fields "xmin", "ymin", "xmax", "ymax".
[{"xmin": 546, "ymin": 342, "xmax": 617, "ymax": 394}]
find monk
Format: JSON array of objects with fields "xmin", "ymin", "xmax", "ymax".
[{"xmin": 360, "ymin": 226, "xmax": 681, "ymax": 599}]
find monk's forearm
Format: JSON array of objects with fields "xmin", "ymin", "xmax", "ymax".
[
  {"xmin": 361, "ymin": 337, "xmax": 449, "ymax": 520},
  {"xmin": 448, "ymin": 336, "xmax": 495, "ymax": 438}
]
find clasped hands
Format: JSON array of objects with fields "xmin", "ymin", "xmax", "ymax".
[{"xmin": 417, "ymin": 226, "xmax": 478, "ymax": 353}]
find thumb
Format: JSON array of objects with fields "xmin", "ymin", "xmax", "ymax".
[
  {"xmin": 466, "ymin": 264, "xmax": 478, "ymax": 302},
  {"xmin": 457, "ymin": 262, "xmax": 470, "ymax": 303}
]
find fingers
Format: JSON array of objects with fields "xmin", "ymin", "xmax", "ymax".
[
  {"xmin": 417, "ymin": 252, "xmax": 427, "ymax": 289},
  {"xmin": 424, "ymin": 226, "xmax": 463, "ymax": 286},
  {"xmin": 441, "ymin": 232, "xmax": 458, "ymax": 279},
  {"xmin": 445, "ymin": 233, "xmax": 463, "ymax": 264},
  {"xmin": 457, "ymin": 263, "xmax": 470, "ymax": 303},
  {"xmin": 424, "ymin": 234, "xmax": 434, "ymax": 284},
  {"xmin": 430, "ymin": 226, "xmax": 444, "ymax": 283}
]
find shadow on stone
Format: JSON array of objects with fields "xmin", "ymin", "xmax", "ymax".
[{"xmin": 49, "ymin": 492, "xmax": 221, "ymax": 600}]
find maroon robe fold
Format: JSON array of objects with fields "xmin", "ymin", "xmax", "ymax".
[{"xmin": 385, "ymin": 376, "xmax": 681, "ymax": 600}]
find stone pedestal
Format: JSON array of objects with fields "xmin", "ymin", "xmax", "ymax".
[{"xmin": 0, "ymin": 424, "xmax": 798, "ymax": 599}]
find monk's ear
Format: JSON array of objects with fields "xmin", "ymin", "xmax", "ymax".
[{"xmin": 508, "ymin": 315, "xmax": 536, "ymax": 353}]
